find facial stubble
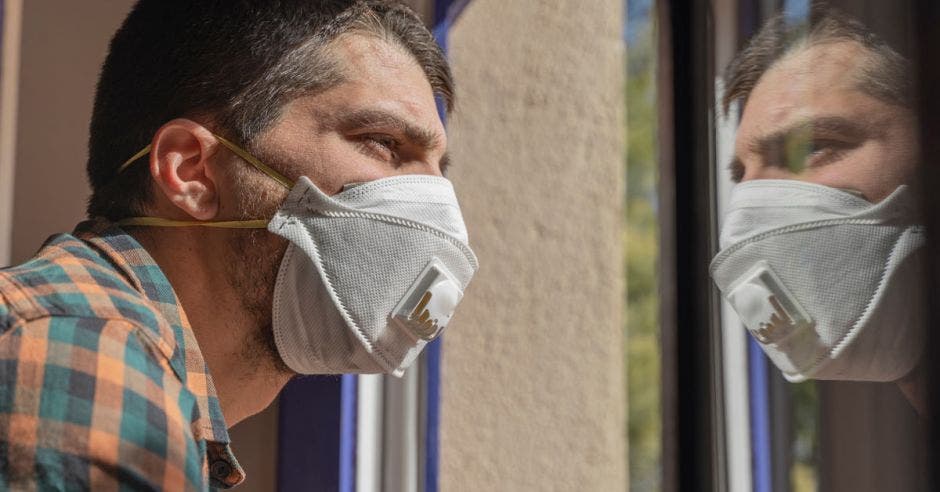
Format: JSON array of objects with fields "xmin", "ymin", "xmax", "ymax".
[{"xmin": 225, "ymin": 165, "xmax": 295, "ymax": 378}]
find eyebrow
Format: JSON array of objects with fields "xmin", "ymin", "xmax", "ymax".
[
  {"xmin": 727, "ymin": 115, "xmax": 874, "ymax": 183},
  {"xmin": 330, "ymin": 107, "xmax": 451, "ymax": 174},
  {"xmin": 335, "ymin": 106, "xmax": 444, "ymax": 145}
]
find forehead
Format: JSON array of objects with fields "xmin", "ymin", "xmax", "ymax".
[
  {"xmin": 737, "ymin": 41, "xmax": 877, "ymax": 141},
  {"xmin": 315, "ymin": 33, "xmax": 443, "ymax": 130}
]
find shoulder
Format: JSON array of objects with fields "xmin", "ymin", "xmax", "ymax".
[
  {"xmin": 0, "ymin": 233, "xmax": 206, "ymax": 489},
  {"xmin": 0, "ymin": 316, "xmax": 204, "ymax": 490},
  {"xmin": 0, "ymin": 233, "xmax": 176, "ymax": 362},
  {"xmin": 0, "ymin": 234, "xmax": 152, "ymax": 325}
]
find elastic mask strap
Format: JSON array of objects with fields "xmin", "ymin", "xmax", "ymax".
[
  {"xmin": 114, "ymin": 131, "xmax": 294, "ymax": 229},
  {"xmin": 212, "ymin": 133, "xmax": 294, "ymax": 189},
  {"xmin": 118, "ymin": 132, "xmax": 293, "ymax": 189},
  {"xmin": 115, "ymin": 217, "xmax": 270, "ymax": 229}
]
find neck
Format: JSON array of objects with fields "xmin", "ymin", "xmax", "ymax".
[{"xmin": 130, "ymin": 227, "xmax": 292, "ymax": 427}]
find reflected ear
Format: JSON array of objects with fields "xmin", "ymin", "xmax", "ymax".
[{"xmin": 149, "ymin": 119, "xmax": 221, "ymax": 221}]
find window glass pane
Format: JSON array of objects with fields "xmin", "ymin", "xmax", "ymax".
[
  {"xmin": 626, "ymin": 0, "xmax": 661, "ymax": 490},
  {"xmin": 711, "ymin": 1, "xmax": 928, "ymax": 490}
]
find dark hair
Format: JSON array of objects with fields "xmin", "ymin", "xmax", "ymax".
[
  {"xmin": 87, "ymin": 0, "xmax": 452, "ymax": 220},
  {"xmin": 722, "ymin": 3, "xmax": 912, "ymax": 116}
]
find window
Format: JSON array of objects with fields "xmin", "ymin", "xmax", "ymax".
[{"xmin": 658, "ymin": 1, "xmax": 934, "ymax": 490}]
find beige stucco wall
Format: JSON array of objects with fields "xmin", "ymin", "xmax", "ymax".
[
  {"xmin": 0, "ymin": 0, "xmax": 22, "ymax": 265},
  {"xmin": 9, "ymin": 0, "xmax": 132, "ymax": 263},
  {"xmin": 442, "ymin": 1, "xmax": 628, "ymax": 490}
]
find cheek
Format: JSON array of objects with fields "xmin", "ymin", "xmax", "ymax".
[
  {"xmin": 809, "ymin": 141, "xmax": 916, "ymax": 202},
  {"xmin": 312, "ymin": 137, "xmax": 398, "ymax": 194},
  {"xmin": 263, "ymin": 136, "xmax": 352, "ymax": 195}
]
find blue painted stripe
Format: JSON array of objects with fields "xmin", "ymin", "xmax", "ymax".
[
  {"xmin": 424, "ymin": 339, "xmax": 442, "ymax": 492},
  {"xmin": 748, "ymin": 338, "xmax": 772, "ymax": 492},
  {"xmin": 339, "ymin": 374, "xmax": 358, "ymax": 492},
  {"xmin": 277, "ymin": 375, "xmax": 357, "ymax": 492},
  {"xmin": 277, "ymin": 376, "xmax": 342, "ymax": 491},
  {"xmin": 434, "ymin": 0, "xmax": 473, "ymax": 27}
]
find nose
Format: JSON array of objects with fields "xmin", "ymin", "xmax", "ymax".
[
  {"xmin": 400, "ymin": 159, "xmax": 444, "ymax": 178},
  {"xmin": 741, "ymin": 164, "xmax": 792, "ymax": 182}
]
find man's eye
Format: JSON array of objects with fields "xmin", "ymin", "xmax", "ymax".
[
  {"xmin": 804, "ymin": 138, "xmax": 853, "ymax": 166},
  {"xmin": 781, "ymin": 137, "xmax": 852, "ymax": 174},
  {"xmin": 808, "ymin": 139, "xmax": 837, "ymax": 155},
  {"xmin": 357, "ymin": 134, "xmax": 400, "ymax": 162}
]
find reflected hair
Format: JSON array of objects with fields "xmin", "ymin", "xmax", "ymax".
[{"xmin": 722, "ymin": 3, "xmax": 912, "ymax": 116}]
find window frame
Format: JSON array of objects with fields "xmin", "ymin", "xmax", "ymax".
[{"xmin": 656, "ymin": 1, "xmax": 726, "ymax": 491}]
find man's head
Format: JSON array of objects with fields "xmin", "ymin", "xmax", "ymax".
[
  {"xmin": 712, "ymin": 6, "xmax": 927, "ymax": 398},
  {"xmin": 87, "ymin": 0, "xmax": 452, "ymax": 220},
  {"xmin": 87, "ymin": 0, "xmax": 455, "ymax": 389},
  {"xmin": 723, "ymin": 5, "xmax": 916, "ymax": 202}
]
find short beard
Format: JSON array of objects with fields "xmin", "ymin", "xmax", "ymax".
[
  {"xmin": 227, "ymin": 228, "xmax": 294, "ymax": 376},
  {"xmin": 224, "ymin": 162, "xmax": 295, "ymax": 377}
]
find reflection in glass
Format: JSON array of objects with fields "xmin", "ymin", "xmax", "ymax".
[{"xmin": 714, "ymin": 1, "xmax": 927, "ymax": 491}]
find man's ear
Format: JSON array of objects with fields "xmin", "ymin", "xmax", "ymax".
[{"xmin": 149, "ymin": 119, "xmax": 221, "ymax": 221}]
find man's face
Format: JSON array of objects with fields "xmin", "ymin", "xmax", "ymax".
[
  {"xmin": 721, "ymin": 39, "xmax": 926, "ymax": 394},
  {"xmin": 255, "ymin": 33, "xmax": 449, "ymax": 193},
  {"xmin": 732, "ymin": 40, "xmax": 917, "ymax": 201},
  {"xmin": 223, "ymin": 33, "xmax": 447, "ymax": 373}
]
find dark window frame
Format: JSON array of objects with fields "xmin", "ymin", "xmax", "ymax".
[{"xmin": 657, "ymin": 1, "xmax": 725, "ymax": 491}]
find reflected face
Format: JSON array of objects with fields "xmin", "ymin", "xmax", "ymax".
[{"xmin": 731, "ymin": 40, "xmax": 917, "ymax": 202}]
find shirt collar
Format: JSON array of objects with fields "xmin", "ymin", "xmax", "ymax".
[{"xmin": 74, "ymin": 220, "xmax": 243, "ymax": 486}]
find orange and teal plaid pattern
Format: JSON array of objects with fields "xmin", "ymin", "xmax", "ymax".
[{"xmin": 0, "ymin": 221, "xmax": 245, "ymax": 490}]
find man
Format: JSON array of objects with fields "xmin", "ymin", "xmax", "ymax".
[
  {"xmin": 711, "ymin": 7, "xmax": 926, "ymax": 410},
  {"xmin": 0, "ymin": 0, "xmax": 477, "ymax": 489}
]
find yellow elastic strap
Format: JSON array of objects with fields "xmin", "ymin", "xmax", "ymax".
[
  {"xmin": 116, "ymin": 217, "xmax": 269, "ymax": 229},
  {"xmin": 212, "ymin": 134, "xmax": 294, "ymax": 189},
  {"xmin": 118, "ymin": 145, "xmax": 153, "ymax": 174},
  {"xmin": 115, "ymin": 132, "xmax": 293, "ymax": 229},
  {"xmin": 117, "ymin": 132, "xmax": 294, "ymax": 189}
]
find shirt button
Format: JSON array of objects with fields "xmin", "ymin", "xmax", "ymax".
[{"xmin": 211, "ymin": 459, "xmax": 233, "ymax": 480}]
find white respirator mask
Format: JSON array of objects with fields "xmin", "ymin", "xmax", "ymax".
[
  {"xmin": 268, "ymin": 175, "xmax": 478, "ymax": 376},
  {"xmin": 116, "ymin": 133, "xmax": 479, "ymax": 377},
  {"xmin": 710, "ymin": 179, "xmax": 925, "ymax": 382}
]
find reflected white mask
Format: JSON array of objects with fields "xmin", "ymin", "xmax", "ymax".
[
  {"xmin": 710, "ymin": 180, "xmax": 925, "ymax": 382},
  {"xmin": 268, "ymin": 175, "xmax": 479, "ymax": 376}
]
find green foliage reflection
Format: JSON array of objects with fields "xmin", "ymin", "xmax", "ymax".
[{"xmin": 626, "ymin": 6, "xmax": 661, "ymax": 491}]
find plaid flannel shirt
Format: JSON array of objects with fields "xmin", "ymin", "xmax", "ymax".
[{"xmin": 0, "ymin": 221, "xmax": 245, "ymax": 490}]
